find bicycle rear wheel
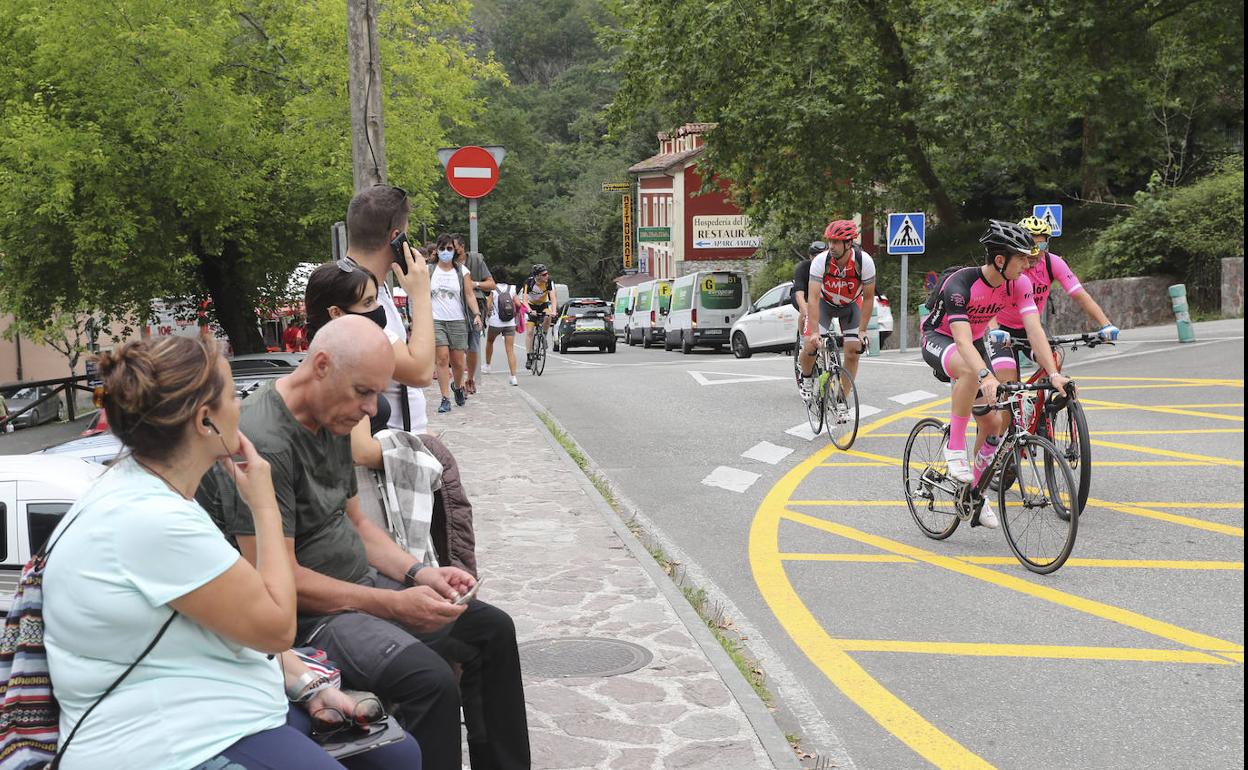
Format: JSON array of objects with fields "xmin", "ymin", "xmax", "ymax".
[
  {"xmin": 998, "ymin": 434, "xmax": 1079, "ymax": 574},
  {"xmin": 826, "ymin": 364, "xmax": 860, "ymax": 450},
  {"xmin": 533, "ymin": 335, "xmax": 547, "ymax": 376},
  {"xmin": 1044, "ymin": 400, "xmax": 1092, "ymax": 515},
  {"xmin": 805, "ymin": 358, "xmax": 825, "ymax": 434},
  {"xmin": 902, "ymin": 418, "xmax": 961, "ymax": 539}
]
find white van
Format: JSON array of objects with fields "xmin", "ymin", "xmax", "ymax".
[
  {"xmin": 613, "ymin": 286, "xmax": 637, "ymax": 340},
  {"xmin": 664, "ymin": 270, "xmax": 750, "ymax": 353},
  {"xmin": 627, "ymin": 279, "xmax": 674, "ymax": 348}
]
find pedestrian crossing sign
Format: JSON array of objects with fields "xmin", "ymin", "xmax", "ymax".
[
  {"xmin": 887, "ymin": 212, "xmax": 926, "ymax": 255},
  {"xmin": 1032, "ymin": 203, "xmax": 1063, "ymax": 237}
]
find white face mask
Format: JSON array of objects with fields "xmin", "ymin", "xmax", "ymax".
[{"xmin": 437, "ymin": 249, "xmax": 454, "ymax": 263}]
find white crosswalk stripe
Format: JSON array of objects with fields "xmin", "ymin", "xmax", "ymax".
[
  {"xmin": 701, "ymin": 466, "xmax": 762, "ymax": 493},
  {"xmin": 889, "ymin": 389, "xmax": 937, "ymax": 404},
  {"xmin": 741, "ymin": 441, "xmax": 795, "ymax": 465}
]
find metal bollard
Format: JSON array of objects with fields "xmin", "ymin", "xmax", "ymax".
[
  {"xmin": 866, "ymin": 305, "xmax": 881, "ymax": 356},
  {"xmin": 1168, "ymin": 284, "xmax": 1196, "ymax": 343}
]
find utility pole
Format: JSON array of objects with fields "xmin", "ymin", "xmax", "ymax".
[{"xmin": 346, "ymin": 0, "xmax": 387, "ymax": 191}]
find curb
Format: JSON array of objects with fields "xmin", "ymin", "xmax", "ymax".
[{"xmin": 511, "ymin": 386, "xmax": 803, "ymax": 770}]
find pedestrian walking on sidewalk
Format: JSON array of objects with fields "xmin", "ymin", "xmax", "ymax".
[
  {"xmin": 454, "ymin": 234, "xmax": 495, "ymax": 396},
  {"xmin": 484, "ymin": 268, "xmax": 520, "ymax": 385},
  {"xmin": 431, "ymin": 233, "xmax": 482, "ymax": 413}
]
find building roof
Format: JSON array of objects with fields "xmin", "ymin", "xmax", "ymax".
[
  {"xmin": 613, "ymin": 272, "xmax": 653, "ymax": 288},
  {"xmin": 628, "ymin": 146, "xmax": 704, "ymax": 175}
]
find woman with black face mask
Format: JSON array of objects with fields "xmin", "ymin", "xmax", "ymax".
[{"xmin": 304, "ymin": 264, "xmax": 392, "ymax": 460}]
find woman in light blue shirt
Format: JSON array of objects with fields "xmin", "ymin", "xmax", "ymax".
[{"xmin": 43, "ymin": 336, "xmax": 421, "ymax": 769}]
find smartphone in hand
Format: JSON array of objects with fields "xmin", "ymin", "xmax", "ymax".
[
  {"xmin": 453, "ymin": 578, "xmax": 484, "ymax": 606},
  {"xmin": 390, "ymin": 232, "xmax": 410, "ymax": 275}
]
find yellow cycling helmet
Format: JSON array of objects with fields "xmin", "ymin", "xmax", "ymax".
[{"xmin": 1018, "ymin": 216, "xmax": 1053, "ymax": 237}]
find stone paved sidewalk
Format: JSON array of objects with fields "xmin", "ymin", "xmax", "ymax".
[{"xmin": 427, "ymin": 377, "xmax": 792, "ymax": 770}]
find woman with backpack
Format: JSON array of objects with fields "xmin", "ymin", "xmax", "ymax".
[{"xmin": 483, "ymin": 268, "xmax": 520, "ymax": 385}]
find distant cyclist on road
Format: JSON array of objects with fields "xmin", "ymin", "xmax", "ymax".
[
  {"xmin": 790, "ymin": 241, "xmax": 824, "ymax": 357},
  {"xmin": 987, "ymin": 216, "xmax": 1119, "ymax": 380},
  {"xmin": 920, "ymin": 220, "xmax": 1072, "ymax": 528},
  {"xmin": 523, "ymin": 263, "xmax": 558, "ymax": 370},
  {"xmin": 797, "ymin": 220, "xmax": 875, "ymax": 398}
]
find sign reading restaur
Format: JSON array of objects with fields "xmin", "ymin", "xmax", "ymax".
[{"xmin": 692, "ymin": 215, "xmax": 762, "ymax": 250}]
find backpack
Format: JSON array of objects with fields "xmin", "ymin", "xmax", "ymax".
[
  {"xmin": 0, "ymin": 512, "xmax": 175, "ymax": 770},
  {"xmin": 818, "ymin": 245, "xmax": 867, "ymax": 302},
  {"xmin": 924, "ymin": 265, "xmax": 968, "ymax": 312},
  {"xmin": 495, "ymin": 286, "xmax": 516, "ymax": 323}
]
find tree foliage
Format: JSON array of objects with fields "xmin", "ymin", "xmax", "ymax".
[
  {"xmin": 609, "ymin": 0, "xmax": 1244, "ymax": 239},
  {"xmin": 0, "ymin": 0, "xmax": 497, "ymax": 353}
]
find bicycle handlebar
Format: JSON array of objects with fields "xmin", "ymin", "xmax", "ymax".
[
  {"xmin": 971, "ymin": 378, "xmax": 1075, "ymax": 416},
  {"xmin": 1008, "ymin": 332, "xmax": 1114, "ymax": 349}
]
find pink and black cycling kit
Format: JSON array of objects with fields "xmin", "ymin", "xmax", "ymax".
[
  {"xmin": 993, "ymin": 252, "xmax": 1083, "ymax": 367},
  {"xmin": 921, "ymin": 266, "xmax": 1037, "ymax": 382}
]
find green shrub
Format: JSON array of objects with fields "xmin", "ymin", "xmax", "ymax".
[
  {"xmin": 751, "ymin": 253, "xmax": 798, "ymax": 301},
  {"xmin": 1088, "ymin": 157, "xmax": 1244, "ymax": 311}
]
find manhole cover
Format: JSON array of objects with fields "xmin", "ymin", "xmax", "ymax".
[{"xmin": 519, "ymin": 637, "xmax": 653, "ymax": 678}]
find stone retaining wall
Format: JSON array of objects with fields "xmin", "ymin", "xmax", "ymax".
[
  {"xmin": 1222, "ymin": 257, "xmax": 1244, "ymax": 317},
  {"xmin": 1045, "ymin": 275, "xmax": 1177, "ymax": 334}
]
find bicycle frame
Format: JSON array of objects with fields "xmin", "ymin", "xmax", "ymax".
[{"xmin": 1009, "ymin": 333, "xmax": 1110, "ymax": 434}]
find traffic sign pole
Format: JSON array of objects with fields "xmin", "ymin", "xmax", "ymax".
[
  {"xmin": 900, "ymin": 254, "xmax": 908, "ymax": 353},
  {"xmin": 886, "ymin": 212, "xmax": 927, "ymax": 354}
]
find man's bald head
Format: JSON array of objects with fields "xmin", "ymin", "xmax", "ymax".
[{"xmin": 301, "ymin": 315, "xmax": 395, "ymax": 435}]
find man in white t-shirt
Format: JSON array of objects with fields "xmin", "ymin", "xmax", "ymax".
[
  {"xmin": 343, "ymin": 186, "xmax": 436, "ymax": 433},
  {"xmin": 798, "ymin": 219, "xmax": 876, "ymax": 396}
]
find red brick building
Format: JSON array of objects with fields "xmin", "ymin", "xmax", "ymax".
[{"xmin": 627, "ymin": 123, "xmax": 763, "ymax": 280}]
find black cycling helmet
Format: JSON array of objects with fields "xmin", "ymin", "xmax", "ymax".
[
  {"xmin": 979, "ymin": 219, "xmax": 1035, "ymax": 263},
  {"xmin": 808, "ymin": 240, "xmax": 827, "ymax": 256},
  {"xmin": 531, "ymin": 263, "xmax": 549, "ymax": 276}
]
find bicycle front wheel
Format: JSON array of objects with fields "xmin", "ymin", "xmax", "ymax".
[
  {"xmin": 533, "ymin": 335, "xmax": 547, "ymax": 376},
  {"xmin": 805, "ymin": 359, "xmax": 825, "ymax": 435},
  {"xmin": 826, "ymin": 365, "xmax": 860, "ymax": 450},
  {"xmin": 903, "ymin": 418, "xmax": 961, "ymax": 539},
  {"xmin": 998, "ymin": 434, "xmax": 1079, "ymax": 574},
  {"xmin": 1045, "ymin": 400, "xmax": 1092, "ymax": 515}
]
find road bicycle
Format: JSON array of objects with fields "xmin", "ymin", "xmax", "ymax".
[
  {"xmin": 528, "ymin": 317, "xmax": 549, "ymax": 377},
  {"xmin": 902, "ymin": 380, "xmax": 1080, "ymax": 574},
  {"xmin": 801, "ymin": 328, "xmax": 860, "ymax": 450},
  {"xmin": 998, "ymin": 332, "xmax": 1112, "ymax": 512}
]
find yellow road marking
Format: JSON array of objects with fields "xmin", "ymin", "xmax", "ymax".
[
  {"xmin": 815, "ymin": 462, "xmax": 894, "ymax": 467},
  {"xmin": 788, "ymin": 500, "xmax": 905, "ymax": 506},
  {"xmin": 1220, "ymin": 652, "xmax": 1245, "ymax": 663},
  {"xmin": 781, "ymin": 508, "xmax": 1243, "ymax": 654},
  {"xmin": 1074, "ymin": 376, "xmax": 1244, "ymax": 386},
  {"xmin": 1123, "ymin": 502, "xmax": 1244, "ymax": 509},
  {"xmin": 1078, "ymin": 384, "xmax": 1242, "ymax": 391},
  {"xmin": 828, "ymin": 639, "xmax": 1230, "ymax": 665},
  {"xmin": 1077, "ymin": 399, "xmax": 1244, "ymax": 422},
  {"xmin": 780, "ymin": 553, "xmax": 1244, "ymax": 570},
  {"xmin": 1088, "ymin": 438, "xmax": 1242, "ymax": 467},
  {"xmin": 1086, "ymin": 498, "xmax": 1244, "ymax": 537},
  {"xmin": 819, "ymin": 458, "xmax": 1227, "ymax": 468},
  {"xmin": 751, "ymin": 398, "xmax": 1000, "ymax": 769},
  {"xmin": 857, "ymin": 428, "xmax": 1245, "ymax": 438}
]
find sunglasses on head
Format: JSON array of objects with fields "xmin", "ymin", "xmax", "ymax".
[{"xmin": 335, "ymin": 256, "xmax": 361, "ymax": 273}]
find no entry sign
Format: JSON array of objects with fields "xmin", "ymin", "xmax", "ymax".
[{"xmin": 445, "ymin": 145, "xmax": 499, "ymax": 199}]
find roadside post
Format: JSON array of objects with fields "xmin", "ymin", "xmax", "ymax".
[
  {"xmin": 866, "ymin": 306, "xmax": 881, "ymax": 357},
  {"xmin": 886, "ymin": 212, "xmax": 926, "ymax": 353},
  {"xmin": 437, "ymin": 145, "xmax": 506, "ymax": 255},
  {"xmin": 1169, "ymin": 284, "xmax": 1196, "ymax": 342}
]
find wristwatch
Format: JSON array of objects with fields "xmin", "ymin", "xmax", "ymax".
[
  {"xmin": 404, "ymin": 563, "xmax": 424, "ymax": 587},
  {"xmin": 977, "ymin": 368, "xmax": 991, "ymax": 381}
]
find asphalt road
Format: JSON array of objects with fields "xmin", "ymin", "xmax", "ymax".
[{"xmin": 517, "ymin": 319, "xmax": 1245, "ymax": 770}]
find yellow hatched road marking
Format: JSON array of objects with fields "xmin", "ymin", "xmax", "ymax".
[
  {"xmin": 815, "ymin": 462, "xmax": 894, "ymax": 467},
  {"xmin": 781, "ymin": 508, "xmax": 1243, "ymax": 654},
  {"xmin": 779, "ymin": 553, "xmax": 1244, "ymax": 570},
  {"xmin": 820, "ymin": 458, "xmax": 1228, "ymax": 467},
  {"xmin": 1078, "ymin": 384, "xmax": 1242, "ymax": 391},
  {"xmin": 1124, "ymin": 501, "xmax": 1243, "ymax": 509},
  {"xmin": 828, "ymin": 639, "xmax": 1230, "ymax": 665},
  {"xmin": 857, "ymin": 428, "xmax": 1245, "ymax": 438},
  {"xmin": 1086, "ymin": 498, "xmax": 1244, "ymax": 537},
  {"xmin": 1088, "ymin": 438, "xmax": 1242, "ymax": 467},
  {"xmin": 1077, "ymin": 399, "xmax": 1244, "ymax": 422},
  {"xmin": 1220, "ymin": 652, "xmax": 1245, "ymax": 663},
  {"xmin": 1074, "ymin": 376, "xmax": 1244, "ymax": 386}
]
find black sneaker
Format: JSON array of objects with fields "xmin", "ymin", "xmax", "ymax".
[
  {"xmin": 452, "ymin": 386, "xmax": 466, "ymax": 407},
  {"xmin": 437, "ymin": 397, "xmax": 452, "ymax": 413}
]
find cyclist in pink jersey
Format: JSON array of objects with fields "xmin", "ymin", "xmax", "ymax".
[
  {"xmin": 920, "ymin": 220, "xmax": 1072, "ymax": 528},
  {"xmin": 987, "ymin": 216, "xmax": 1118, "ymax": 378}
]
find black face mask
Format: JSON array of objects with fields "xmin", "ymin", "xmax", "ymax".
[{"xmin": 346, "ymin": 305, "xmax": 388, "ymax": 329}]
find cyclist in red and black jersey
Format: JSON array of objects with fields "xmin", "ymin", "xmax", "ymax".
[
  {"xmin": 920, "ymin": 220, "xmax": 1072, "ymax": 528},
  {"xmin": 797, "ymin": 219, "xmax": 876, "ymax": 397}
]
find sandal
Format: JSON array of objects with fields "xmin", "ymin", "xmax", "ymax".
[{"xmin": 465, "ymin": 379, "xmax": 477, "ymax": 395}]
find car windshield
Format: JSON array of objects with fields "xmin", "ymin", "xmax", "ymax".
[
  {"xmin": 567, "ymin": 302, "xmax": 609, "ymax": 317},
  {"xmin": 10, "ymin": 387, "xmax": 37, "ymax": 400}
]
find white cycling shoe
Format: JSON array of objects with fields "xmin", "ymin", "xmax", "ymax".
[
  {"xmin": 943, "ymin": 446, "xmax": 973, "ymax": 482},
  {"xmin": 977, "ymin": 499, "xmax": 1000, "ymax": 529}
]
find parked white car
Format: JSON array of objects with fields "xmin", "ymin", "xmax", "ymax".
[
  {"xmin": 730, "ymin": 281, "xmax": 801, "ymax": 358},
  {"xmin": 1, "ymin": 456, "xmax": 105, "ymax": 613}
]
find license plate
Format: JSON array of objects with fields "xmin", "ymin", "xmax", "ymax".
[{"xmin": 578, "ymin": 320, "xmax": 605, "ymax": 330}]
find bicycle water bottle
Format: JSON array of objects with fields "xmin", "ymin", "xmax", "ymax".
[{"xmin": 973, "ymin": 435, "xmax": 1000, "ymax": 485}]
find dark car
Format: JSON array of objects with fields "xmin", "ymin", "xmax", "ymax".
[
  {"xmin": 553, "ymin": 299, "xmax": 617, "ymax": 353},
  {"xmin": 0, "ymin": 385, "xmax": 63, "ymax": 429}
]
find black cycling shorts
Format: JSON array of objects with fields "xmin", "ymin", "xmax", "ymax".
[
  {"xmin": 921, "ymin": 329, "xmax": 997, "ymax": 383},
  {"xmin": 816, "ymin": 301, "xmax": 861, "ymax": 339}
]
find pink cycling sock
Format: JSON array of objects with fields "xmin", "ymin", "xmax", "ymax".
[{"xmin": 948, "ymin": 415, "xmax": 970, "ymax": 452}]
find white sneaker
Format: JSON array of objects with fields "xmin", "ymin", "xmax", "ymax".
[
  {"xmin": 799, "ymin": 377, "xmax": 814, "ymax": 399},
  {"xmin": 481, "ymin": 364, "xmax": 492, "ymax": 374},
  {"xmin": 977, "ymin": 499, "xmax": 1000, "ymax": 529},
  {"xmin": 943, "ymin": 445, "xmax": 973, "ymax": 482},
  {"xmin": 509, "ymin": 376, "xmax": 518, "ymax": 386}
]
